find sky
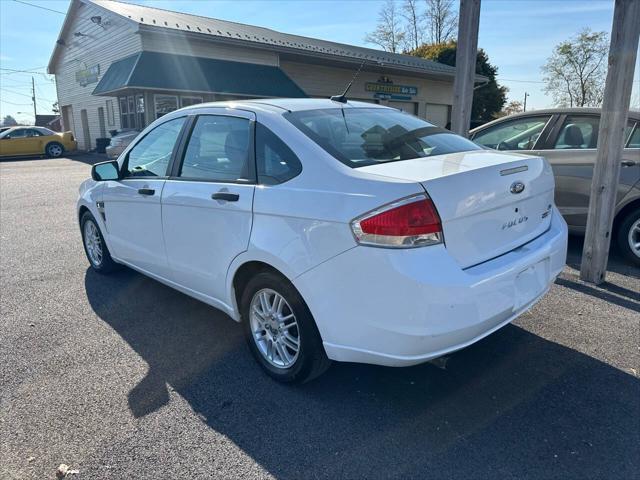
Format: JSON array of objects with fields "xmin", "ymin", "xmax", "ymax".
[{"xmin": 0, "ymin": 0, "xmax": 638, "ymax": 125}]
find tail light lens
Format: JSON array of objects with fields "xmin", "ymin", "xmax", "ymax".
[{"xmin": 351, "ymin": 194, "xmax": 443, "ymax": 248}]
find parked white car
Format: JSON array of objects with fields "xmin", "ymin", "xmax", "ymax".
[{"xmin": 78, "ymin": 99, "xmax": 568, "ymax": 383}]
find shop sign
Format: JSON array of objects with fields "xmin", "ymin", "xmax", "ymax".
[
  {"xmin": 75, "ymin": 65, "xmax": 100, "ymax": 87},
  {"xmin": 366, "ymin": 82, "xmax": 417, "ymax": 96}
]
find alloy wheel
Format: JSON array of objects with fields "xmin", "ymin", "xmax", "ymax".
[
  {"xmin": 84, "ymin": 220, "xmax": 103, "ymax": 267},
  {"xmin": 628, "ymin": 218, "xmax": 640, "ymax": 259},
  {"xmin": 249, "ymin": 288, "xmax": 300, "ymax": 369},
  {"xmin": 48, "ymin": 144, "xmax": 63, "ymax": 157}
]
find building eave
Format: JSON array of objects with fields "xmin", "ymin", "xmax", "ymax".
[{"xmin": 47, "ymin": 0, "xmax": 139, "ymax": 74}]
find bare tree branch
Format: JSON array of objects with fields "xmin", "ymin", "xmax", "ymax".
[
  {"xmin": 424, "ymin": 0, "xmax": 457, "ymax": 44},
  {"xmin": 365, "ymin": 0, "xmax": 406, "ymax": 53}
]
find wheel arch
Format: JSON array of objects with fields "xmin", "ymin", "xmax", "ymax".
[
  {"xmin": 613, "ymin": 197, "xmax": 640, "ymax": 237},
  {"xmin": 227, "ymin": 255, "xmax": 299, "ymax": 322},
  {"xmin": 78, "ymin": 205, "xmax": 90, "ymax": 225}
]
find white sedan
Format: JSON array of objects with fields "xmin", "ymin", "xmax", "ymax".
[{"xmin": 78, "ymin": 99, "xmax": 568, "ymax": 383}]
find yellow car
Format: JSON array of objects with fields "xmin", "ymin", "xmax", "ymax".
[{"xmin": 0, "ymin": 126, "xmax": 77, "ymax": 158}]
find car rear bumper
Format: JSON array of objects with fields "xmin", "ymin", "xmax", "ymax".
[{"xmin": 295, "ymin": 207, "xmax": 568, "ymax": 367}]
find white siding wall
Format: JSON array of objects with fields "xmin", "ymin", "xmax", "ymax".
[
  {"xmin": 280, "ymin": 61, "xmax": 454, "ymax": 119},
  {"xmin": 53, "ymin": 3, "xmax": 142, "ymax": 150},
  {"xmin": 141, "ymin": 32, "xmax": 279, "ymax": 66}
]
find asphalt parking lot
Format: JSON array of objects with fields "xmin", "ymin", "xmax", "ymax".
[{"xmin": 1, "ymin": 156, "xmax": 639, "ymax": 480}]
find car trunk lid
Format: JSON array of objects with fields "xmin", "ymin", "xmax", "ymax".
[{"xmin": 358, "ymin": 151, "xmax": 555, "ymax": 268}]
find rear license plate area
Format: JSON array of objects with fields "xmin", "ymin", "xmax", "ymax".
[{"xmin": 514, "ymin": 258, "xmax": 550, "ymax": 311}]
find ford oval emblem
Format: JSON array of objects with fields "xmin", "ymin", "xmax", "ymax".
[{"xmin": 510, "ymin": 181, "xmax": 525, "ymax": 194}]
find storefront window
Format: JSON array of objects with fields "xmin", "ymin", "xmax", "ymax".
[
  {"xmin": 136, "ymin": 95, "xmax": 145, "ymax": 129},
  {"xmin": 181, "ymin": 96, "xmax": 203, "ymax": 108},
  {"xmin": 106, "ymin": 100, "xmax": 115, "ymax": 126},
  {"xmin": 118, "ymin": 96, "xmax": 136, "ymax": 129},
  {"xmin": 119, "ymin": 97, "xmax": 129, "ymax": 129},
  {"xmin": 154, "ymin": 95, "xmax": 178, "ymax": 119}
]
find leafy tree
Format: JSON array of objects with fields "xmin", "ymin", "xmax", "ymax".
[
  {"xmin": 424, "ymin": 0, "xmax": 457, "ymax": 44},
  {"xmin": 410, "ymin": 41, "xmax": 507, "ymax": 123},
  {"xmin": 365, "ymin": 0, "xmax": 405, "ymax": 53},
  {"xmin": 52, "ymin": 101, "xmax": 60, "ymax": 114},
  {"xmin": 2, "ymin": 115, "xmax": 18, "ymax": 127},
  {"xmin": 541, "ymin": 29, "xmax": 608, "ymax": 107}
]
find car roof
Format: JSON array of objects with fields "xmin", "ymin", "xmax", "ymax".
[
  {"xmin": 471, "ymin": 107, "xmax": 640, "ymax": 133},
  {"xmin": 180, "ymin": 98, "xmax": 392, "ymax": 114}
]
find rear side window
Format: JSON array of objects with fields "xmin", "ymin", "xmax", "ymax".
[
  {"xmin": 256, "ymin": 123, "xmax": 302, "ymax": 185},
  {"xmin": 179, "ymin": 115, "xmax": 251, "ymax": 182},
  {"xmin": 125, "ymin": 117, "xmax": 186, "ymax": 177},
  {"xmin": 553, "ymin": 115, "xmax": 600, "ymax": 149},
  {"xmin": 285, "ymin": 108, "xmax": 480, "ymax": 168}
]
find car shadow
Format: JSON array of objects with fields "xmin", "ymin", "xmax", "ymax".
[
  {"xmin": 566, "ymin": 233, "xmax": 640, "ymax": 279},
  {"xmin": 85, "ymin": 268, "xmax": 639, "ymax": 479}
]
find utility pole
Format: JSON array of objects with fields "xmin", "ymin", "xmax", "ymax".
[
  {"xmin": 523, "ymin": 92, "xmax": 529, "ymax": 112},
  {"xmin": 451, "ymin": 0, "xmax": 481, "ymax": 137},
  {"xmin": 580, "ymin": 0, "xmax": 640, "ymax": 284},
  {"xmin": 31, "ymin": 76, "xmax": 37, "ymax": 125}
]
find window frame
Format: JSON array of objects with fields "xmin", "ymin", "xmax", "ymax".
[
  {"xmin": 255, "ymin": 122, "xmax": 302, "ymax": 185},
  {"xmin": 120, "ymin": 115, "xmax": 190, "ymax": 180},
  {"xmin": 168, "ymin": 112, "xmax": 257, "ymax": 184}
]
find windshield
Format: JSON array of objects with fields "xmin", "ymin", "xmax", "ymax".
[{"xmin": 285, "ymin": 108, "xmax": 481, "ymax": 167}]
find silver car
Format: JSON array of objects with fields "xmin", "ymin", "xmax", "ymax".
[
  {"xmin": 470, "ymin": 108, "xmax": 640, "ymax": 265},
  {"xmin": 105, "ymin": 129, "xmax": 140, "ymax": 159}
]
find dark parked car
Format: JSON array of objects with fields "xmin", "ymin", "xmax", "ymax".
[{"xmin": 470, "ymin": 108, "xmax": 640, "ymax": 265}]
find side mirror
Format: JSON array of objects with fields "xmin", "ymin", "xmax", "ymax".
[{"xmin": 91, "ymin": 160, "xmax": 120, "ymax": 181}]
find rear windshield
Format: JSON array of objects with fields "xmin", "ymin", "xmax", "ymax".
[{"xmin": 285, "ymin": 107, "xmax": 481, "ymax": 168}]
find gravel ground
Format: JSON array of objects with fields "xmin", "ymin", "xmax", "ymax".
[{"xmin": 1, "ymin": 157, "xmax": 638, "ymax": 480}]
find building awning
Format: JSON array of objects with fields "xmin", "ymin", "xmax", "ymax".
[{"xmin": 92, "ymin": 51, "xmax": 307, "ymax": 98}]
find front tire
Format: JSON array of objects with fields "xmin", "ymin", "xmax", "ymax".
[
  {"xmin": 617, "ymin": 209, "xmax": 640, "ymax": 266},
  {"xmin": 80, "ymin": 211, "xmax": 119, "ymax": 273},
  {"xmin": 241, "ymin": 271, "xmax": 330, "ymax": 383},
  {"xmin": 45, "ymin": 142, "xmax": 64, "ymax": 158}
]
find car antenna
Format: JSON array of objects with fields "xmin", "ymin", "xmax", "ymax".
[{"xmin": 330, "ymin": 59, "xmax": 366, "ymax": 104}]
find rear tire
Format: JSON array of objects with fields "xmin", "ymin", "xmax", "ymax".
[
  {"xmin": 80, "ymin": 211, "xmax": 119, "ymax": 274},
  {"xmin": 240, "ymin": 271, "xmax": 331, "ymax": 383},
  {"xmin": 616, "ymin": 208, "xmax": 640, "ymax": 266},
  {"xmin": 45, "ymin": 142, "xmax": 64, "ymax": 158}
]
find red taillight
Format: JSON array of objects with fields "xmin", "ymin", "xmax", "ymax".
[{"xmin": 351, "ymin": 195, "xmax": 443, "ymax": 248}]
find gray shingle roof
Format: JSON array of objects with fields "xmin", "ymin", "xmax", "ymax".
[{"xmin": 89, "ymin": 0, "xmax": 458, "ymax": 77}]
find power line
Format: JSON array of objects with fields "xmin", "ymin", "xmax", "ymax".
[
  {"xmin": 0, "ymin": 99, "xmax": 32, "ymax": 106},
  {"xmin": 12, "ymin": 0, "xmax": 66, "ymax": 15},
  {"xmin": 0, "ymin": 87, "xmax": 56, "ymax": 103},
  {"xmin": 0, "ymin": 66, "xmax": 49, "ymax": 74}
]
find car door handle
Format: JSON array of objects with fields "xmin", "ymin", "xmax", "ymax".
[
  {"xmin": 211, "ymin": 192, "xmax": 239, "ymax": 201},
  {"xmin": 621, "ymin": 160, "xmax": 637, "ymax": 167},
  {"xmin": 138, "ymin": 188, "xmax": 155, "ymax": 196}
]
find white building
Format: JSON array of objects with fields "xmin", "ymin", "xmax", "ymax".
[{"xmin": 48, "ymin": 0, "xmax": 480, "ymax": 150}]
